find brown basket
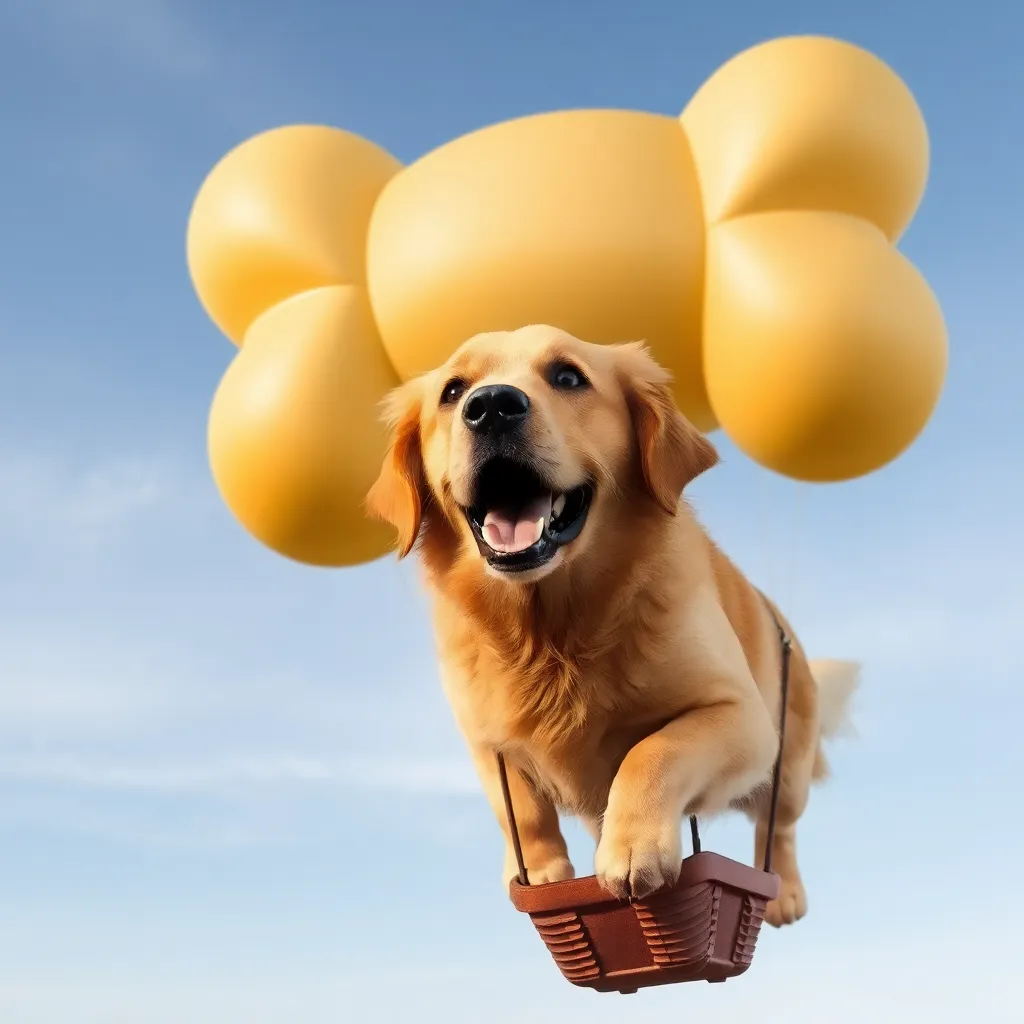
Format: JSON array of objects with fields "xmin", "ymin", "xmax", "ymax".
[
  {"xmin": 498, "ymin": 595, "xmax": 793, "ymax": 994},
  {"xmin": 508, "ymin": 850, "xmax": 779, "ymax": 993}
]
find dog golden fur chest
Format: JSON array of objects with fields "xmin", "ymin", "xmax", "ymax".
[
  {"xmin": 434, "ymin": 616, "xmax": 663, "ymax": 819},
  {"xmin": 422, "ymin": 508, "xmax": 741, "ymax": 820}
]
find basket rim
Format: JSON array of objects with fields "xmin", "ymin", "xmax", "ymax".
[{"xmin": 509, "ymin": 851, "xmax": 780, "ymax": 913}]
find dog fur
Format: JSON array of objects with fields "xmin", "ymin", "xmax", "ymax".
[{"xmin": 366, "ymin": 324, "xmax": 858, "ymax": 927}]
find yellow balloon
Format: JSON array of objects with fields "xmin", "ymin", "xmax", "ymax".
[
  {"xmin": 187, "ymin": 125, "xmax": 401, "ymax": 344},
  {"xmin": 681, "ymin": 36, "xmax": 929, "ymax": 240},
  {"xmin": 366, "ymin": 110, "xmax": 714, "ymax": 430},
  {"xmin": 187, "ymin": 34, "xmax": 949, "ymax": 565},
  {"xmin": 208, "ymin": 286, "xmax": 399, "ymax": 566},
  {"xmin": 703, "ymin": 211, "xmax": 947, "ymax": 482}
]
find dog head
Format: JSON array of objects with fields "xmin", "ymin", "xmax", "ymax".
[{"xmin": 366, "ymin": 325, "xmax": 717, "ymax": 584}]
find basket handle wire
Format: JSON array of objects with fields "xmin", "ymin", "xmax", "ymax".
[{"xmin": 496, "ymin": 749, "xmax": 529, "ymax": 885}]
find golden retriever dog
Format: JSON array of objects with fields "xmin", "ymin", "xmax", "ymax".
[{"xmin": 366, "ymin": 324, "xmax": 858, "ymax": 927}]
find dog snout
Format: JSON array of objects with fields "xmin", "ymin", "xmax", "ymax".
[{"xmin": 462, "ymin": 384, "xmax": 530, "ymax": 436}]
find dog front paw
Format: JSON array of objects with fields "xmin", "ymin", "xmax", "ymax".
[
  {"xmin": 594, "ymin": 814, "xmax": 682, "ymax": 900},
  {"xmin": 503, "ymin": 851, "xmax": 575, "ymax": 888},
  {"xmin": 764, "ymin": 876, "xmax": 807, "ymax": 927},
  {"xmin": 529, "ymin": 855, "xmax": 575, "ymax": 885}
]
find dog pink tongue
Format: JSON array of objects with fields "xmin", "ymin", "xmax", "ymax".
[{"xmin": 482, "ymin": 495, "xmax": 552, "ymax": 553}]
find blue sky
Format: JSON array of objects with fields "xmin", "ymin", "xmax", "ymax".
[{"xmin": 0, "ymin": 0, "xmax": 1021, "ymax": 1020}]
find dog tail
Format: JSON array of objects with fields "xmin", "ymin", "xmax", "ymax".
[{"xmin": 807, "ymin": 659, "xmax": 861, "ymax": 781}]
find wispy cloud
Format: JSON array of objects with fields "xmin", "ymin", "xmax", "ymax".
[
  {"xmin": 6, "ymin": 0, "xmax": 214, "ymax": 83},
  {"xmin": 0, "ymin": 753, "xmax": 478, "ymax": 795},
  {"xmin": 0, "ymin": 666, "xmax": 190, "ymax": 739},
  {"xmin": 0, "ymin": 448, "xmax": 209, "ymax": 550},
  {"xmin": 1, "ymin": 0, "xmax": 263, "ymax": 201},
  {"xmin": 0, "ymin": 607, "xmax": 448, "ymax": 740}
]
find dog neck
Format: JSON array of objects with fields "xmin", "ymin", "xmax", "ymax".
[{"xmin": 416, "ymin": 495, "xmax": 682, "ymax": 662}]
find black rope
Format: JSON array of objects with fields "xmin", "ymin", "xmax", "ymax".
[
  {"xmin": 761, "ymin": 600, "xmax": 792, "ymax": 874},
  {"xmin": 496, "ymin": 751, "xmax": 528, "ymax": 885}
]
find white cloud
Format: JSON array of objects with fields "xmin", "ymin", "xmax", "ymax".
[
  {"xmin": 0, "ymin": 623, "xmax": 212, "ymax": 740},
  {"xmin": 0, "ymin": 753, "xmax": 478, "ymax": 796},
  {"xmin": 0, "ymin": 796, "xmax": 280, "ymax": 852},
  {"xmin": 0, "ymin": 448, "xmax": 210, "ymax": 550},
  {"xmin": 70, "ymin": 461, "xmax": 165, "ymax": 527},
  {"xmin": 0, "ymin": 670, "xmax": 185, "ymax": 738},
  {"xmin": 6, "ymin": 0, "xmax": 214, "ymax": 82},
  {"xmin": 79, "ymin": 0, "xmax": 213, "ymax": 80},
  {"xmin": 693, "ymin": 466, "xmax": 1022, "ymax": 690},
  {"xmin": 803, "ymin": 596, "xmax": 1022, "ymax": 686},
  {"xmin": 0, "ymin": 606, "xmax": 448, "ymax": 740},
  {"xmin": 2, "ymin": 0, "xmax": 317, "ymax": 199},
  {"xmin": 0, "ymin": 609, "xmax": 261, "ymax": 747},
  {"xmin": 0, "ymin": 755, "xmax": 337, "ymax": 790}
]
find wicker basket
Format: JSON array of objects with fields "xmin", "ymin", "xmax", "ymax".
[
  {"xmin": 498, "ymin": 600, "xmax": 792, "ymax": 993},
  {"xmin": 509, "ymin": 851, "xmax": 779, "ymax": 993}
]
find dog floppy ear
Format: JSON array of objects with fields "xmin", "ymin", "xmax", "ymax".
[
  {"xmin": 365, "ymin": 379, "xmax": 427, "ymax": 558},
  {"xmin": 616, "ymin": 342, "xmax": 719, "ymax": 513}
]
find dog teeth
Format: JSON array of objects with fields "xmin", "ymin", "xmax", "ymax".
[{"xmin": 551, "ymin": 493, "xmax": 566, "ymax": 519}]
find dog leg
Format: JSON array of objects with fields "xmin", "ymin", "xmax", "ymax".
[
  {"xmin": 469, "ymin": 746, "xmax": 574, "ymax": 888},
  {"xmin": 757, "ymin": 819, "xmax": 806, "ymax": 926},
  {"xmin": 755, "ymin": 658, "xmax": 820, "ymax": 927},
  {"xmin": 595, "ymin": 696, "xmax": 777, "ymax": 900}
]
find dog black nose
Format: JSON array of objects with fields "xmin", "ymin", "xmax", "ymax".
[{"xmin": 462, "ymin": 385, "xmax": 531, "ymax": 435}]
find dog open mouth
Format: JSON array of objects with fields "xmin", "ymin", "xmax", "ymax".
[{"xmin": 464, "ymin": 457, "xmax": 593, "ymax": 573}]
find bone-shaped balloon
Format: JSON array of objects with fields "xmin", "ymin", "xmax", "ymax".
[{"xmin": 187, "ymin": 35, "xmax": 947, "ymax": 567}]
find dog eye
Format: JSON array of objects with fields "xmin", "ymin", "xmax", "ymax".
[
  {"xmin": 549, "ymin": 363, "xmax": 588, "ymax": 390},
  {"xmin": 440, "ymin": 378, "xmax": 467, "ymax": 405}
]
